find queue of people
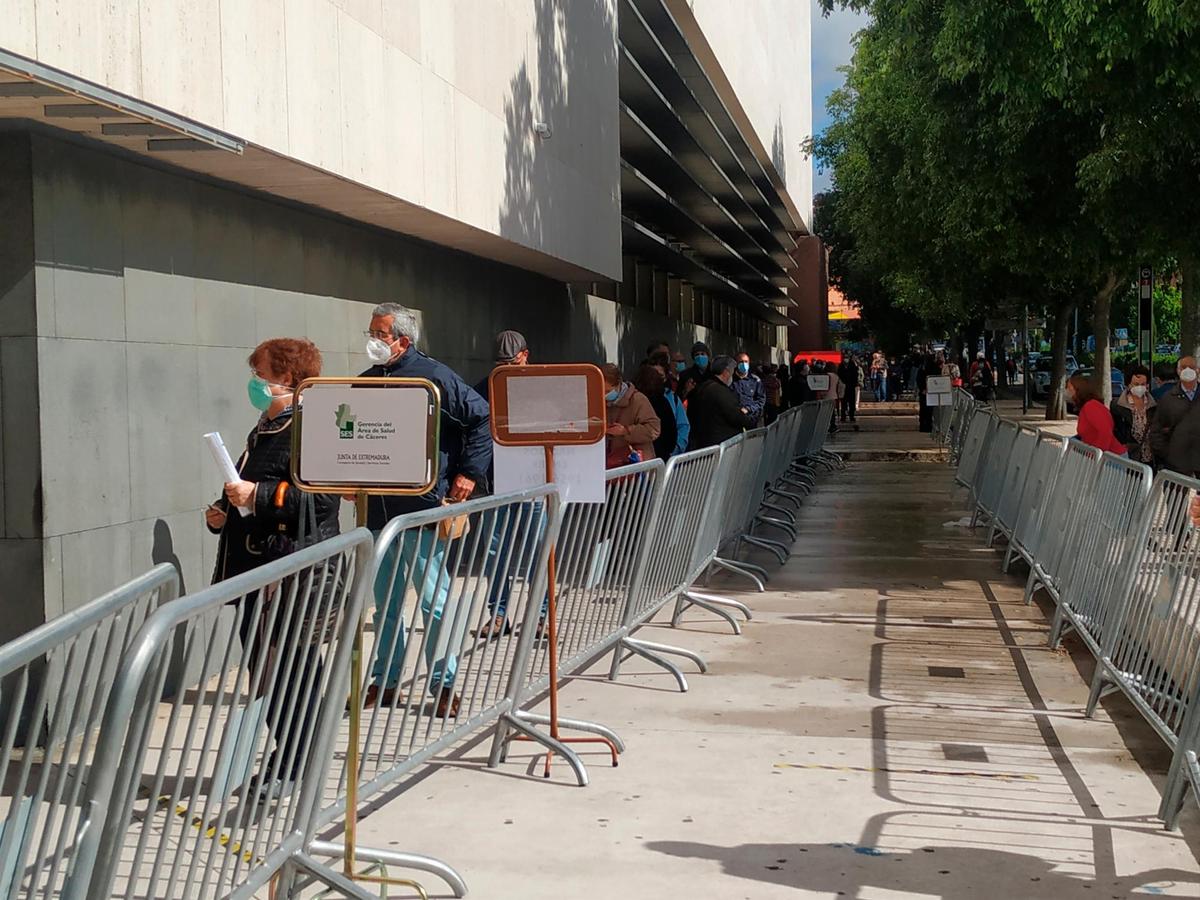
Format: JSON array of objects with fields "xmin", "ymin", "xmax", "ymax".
[
  {"xmin": 205, "ymin": 307, "xmax": 797, "ymax": 772},
  {"xmin": 1061, "ymin": 357, "xmax": 1200, "ymax": 476}
]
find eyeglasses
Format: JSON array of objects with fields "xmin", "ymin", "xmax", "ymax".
[{"xmin": 363, "ymin": 330, "xmax": 393, "ymax": 341}]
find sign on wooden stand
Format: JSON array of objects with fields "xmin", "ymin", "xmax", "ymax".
[
  {"xmin": 487, "ymin": 363, "xmax": 619, "ymax": 776},
  {"xmin": 290, "ymin": 376, "xmax": 440, "ymax": 895}
]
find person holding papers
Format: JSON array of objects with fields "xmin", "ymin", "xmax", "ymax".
[{"xmin": 205, "ymin": 337, "xmax": 340, "ymax": 804}]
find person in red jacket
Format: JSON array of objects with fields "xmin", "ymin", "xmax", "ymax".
[{"xmin": 1067, "ymin": 373, "xmax": 1127, "ymax": 455}]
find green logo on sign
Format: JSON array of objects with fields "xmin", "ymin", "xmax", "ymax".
[{"xmin": 335, "ymin": 403, "xmax": 356, "ymax": 439}]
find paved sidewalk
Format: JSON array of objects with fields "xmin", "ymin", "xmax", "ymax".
[{"xmin": 344, "ymin": 421, "xmax": 1200, "ymax": 898}]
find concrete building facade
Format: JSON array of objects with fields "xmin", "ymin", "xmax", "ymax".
[{"xmin": 0, "ymin": 0, "xmax": 812, "ymax": 636}]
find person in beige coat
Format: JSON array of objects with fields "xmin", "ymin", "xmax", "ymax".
[{"xmin": 601, "ymin": 363, "xmax": 661, "ymax": 467}]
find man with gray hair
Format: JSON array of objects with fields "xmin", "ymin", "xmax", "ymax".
[
  {"xmin": 360, "ymin": 302, "xmax": 491, "ymax": 717},
  {"xmin": 686, "ymin": 355, "xmax": 755, "ymax": 449}
]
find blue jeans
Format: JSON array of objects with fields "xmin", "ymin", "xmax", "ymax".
[
  {"xmin": 371, "ymin": 529, "xmax": 460, "ymax": 694},
  {"xmin": 486, "ymin": 504, "xmax": 549, "ymax": 621}
]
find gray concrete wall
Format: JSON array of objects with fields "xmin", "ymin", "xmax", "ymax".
[
  {"xmin": 2, "ymin": 0, "xmax": 622, "ymax": 279},
  {"xmin": 1, "ymin": 130, "xmax": 765, "ymax": 638}
]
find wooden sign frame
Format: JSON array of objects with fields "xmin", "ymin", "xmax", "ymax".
[
  {"xmin": 289, "ymin": 376, "xmax": 441, "ymax": 495},
  {"xmin": 488, "ymin": 363, "xmax": 607, "ymax": 447}
]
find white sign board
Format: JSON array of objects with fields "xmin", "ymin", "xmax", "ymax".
[
  {"xmin": 926, "ymin": 393, "xmax": 954, "ymax": 407},
  {"xmin": 807, "ymin": 374, "xmax": 830, "ymax": 392},
  {"xmin": 506, "ymin": 375, "xmax": 592, "ymax": 434},
  {"xmin": 926, "ymin": 376, "xmax": 952, "ymax": 394},
  {"xmin": 492, "ymin": 442, "xmax": 606, "ymax": 504},
  {"xmin": 298, "ymin": 382, "xmax": 435, "ymax": 487}
]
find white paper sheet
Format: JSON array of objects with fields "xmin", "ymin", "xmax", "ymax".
[
  {"xmin": 203, "ymin": 432, "xmax": 251, "ymax": 516},
  {"xmin": 506, "ymin": 374, "xmax": 591, "ymax": 434},
  {"xmin": 492, "ymin": 441, "xmax": 606, "ymax": 504}
]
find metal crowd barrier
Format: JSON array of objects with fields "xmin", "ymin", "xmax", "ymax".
[
  {"xmin": 0, "ymin": 394, "xmax": 849, "ymax": 900},
  {"xmin": 987, "ymin": 424, "xmax": 1038, "ymax": 546},
  {"xmin": 1048, "ymin": 453, "xmax": 1152, "ymax": 655},
  {"xmin": 315, "ymin": 489, "xmax": 560, "ymax": 890},
  {"xmin": 614, "ymin": 444, "xmax": 723, "ymax": 686},
  {"xmin": 972, "ymin": 418, "xmax": 1019, "ymax": 528},
  {"xmin": 1002, "ymin": 431, "xmax": 1067, "ymax": 573},
  {"xmin": 945, "ymin": 388, "xmax": 976, "ymax": 462},
  {"xmin": 953, "ymin": 406, "xmax": 996, "ymax": 496},
  {"xmin": 72, "ymin": 529, "xmax": 375, "ymax": 900},
  {"xmin": 950, "ymin": 408, "xmax": 1200, "ymax": 831},
  {"xmin": 1022, "ymin": 440, "xmax": 1102, "ymax": 607},
  {"xmin": 0, "ymin": 565, "xmax": 178, "ymax": 900},
  {"xmin": 1083, "ymin": 472, "xmax": 1200, "ymax": 828}
]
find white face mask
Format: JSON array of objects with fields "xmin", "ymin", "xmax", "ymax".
[
  {"xmin": 1181, "ymin": 367, "xmax": 1198, "ymax": 384},
  {"xmin": 366, "ymin": 337, "xmax": 394, "ymax": 364},
  {"xmin": 1130, "ymin": 385, "xmax": 1147, "ymax": 398}
]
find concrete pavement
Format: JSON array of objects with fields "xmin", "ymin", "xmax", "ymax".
[{"xmin": 343, "ymin": 414, "xmax": 1200, "ymax": 898}]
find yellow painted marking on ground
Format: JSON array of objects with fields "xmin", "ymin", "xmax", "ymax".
[{"xmin": 156, "ymin": 796, "xmax": 260, "ymax": 865}]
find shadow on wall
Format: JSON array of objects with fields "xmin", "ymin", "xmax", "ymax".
[
  {"xmin": 771, "ymin": 114, "xmax": 787, "ymax": 188},
  {"xmin": 498, "ymin": 0, "xmax": 614, "ymax": 368}
]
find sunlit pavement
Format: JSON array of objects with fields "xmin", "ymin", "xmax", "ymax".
[{"xmin": 337, "ymin": 413, "xmax": 1200, "ymax": 899}]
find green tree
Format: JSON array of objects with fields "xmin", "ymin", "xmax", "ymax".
[{"xmin": 810, "ymin": 0, "xmax": 1130, "ymax": 415}]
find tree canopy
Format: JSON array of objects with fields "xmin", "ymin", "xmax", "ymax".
[{"xmin": 810, "ymin": 0, "xmax": 1200, "ymax": 414}]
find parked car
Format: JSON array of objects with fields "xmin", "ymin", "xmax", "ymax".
[
  {"xmin": 1068, "ymin": 367, "xmax": 1125, "ymax": 412},
  {"xmin": 1075, "ymin": 366, "xmax": 1125, "ymax": 397},
  {"xmin": 1031, "ymin": 355, "xmax": 1079, "ymax": 399}
]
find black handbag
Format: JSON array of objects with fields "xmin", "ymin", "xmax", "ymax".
[{"xmin": 262, "ymin": 493, "xmax": 345, "ymax": 649}]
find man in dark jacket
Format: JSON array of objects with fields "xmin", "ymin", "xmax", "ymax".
[
  {"xmin": 732, "ymin": 351, "xmax": 766, "ymax": 426},
  {"xmin": 678, "ymin": 341, "xmax": 711, "ymax": 401},
  {"xmin": 1150, "ymin": 356, "xmax": 1200, "ymax": 473},
  {"xmin": 360, "ymin": 303, "xmax": 491, "ymax": 716},
  {"xmin": 688, "ymin": 356, "xmax": 756, "ymax": 449}
]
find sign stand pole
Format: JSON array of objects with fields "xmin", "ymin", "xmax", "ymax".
[
  {"xmin": 341, "ymin": 490, "xmax": 427, "ymax": 897},
  {"xmin": 511, "ymin": 445, "xmax": 620, "ymax": 778}
]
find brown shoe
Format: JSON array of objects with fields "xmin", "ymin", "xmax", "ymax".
[
  {"xmin": 478, "ymin": 614, "xmax": 510, "ymax": 640},
  {"xmin": 361, "ymin": 684, "xmax": 402, "ymax": 709},
  {"xmin": 434, "ymin": 690, "xmax": 461, "ymax": 719}
]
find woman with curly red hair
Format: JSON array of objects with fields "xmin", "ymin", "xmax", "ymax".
[{"xmin": 205, "ymin": 337, "xmax": 342, "ymax": 803}]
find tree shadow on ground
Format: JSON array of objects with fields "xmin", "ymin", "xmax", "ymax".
[{"xmin": 647, "ymin": 839, "xmax": 1199, "ymax": 898}]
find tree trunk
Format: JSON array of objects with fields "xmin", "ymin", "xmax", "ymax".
[
  {"xmin": 1046, "ymin": 303, "xmax": 1075, "ymax": 420},
  {"xmin": 1183, "ymin": 254, "xmax": 1200, "ymax": 360},
  {"xmin": 1093, "ymin": 271, "xmax": 1120, "ymax": 405}
]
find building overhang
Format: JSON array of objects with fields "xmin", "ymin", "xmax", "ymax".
[
  {"xmin": 616, "ymin": 0, "xmax": 807, "ymax": 329},
  {"xmin": 0, "ymin": 48, "xmax": 610, "ymax": 285}
]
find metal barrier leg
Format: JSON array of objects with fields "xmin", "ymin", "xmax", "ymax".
[
  {"xmin": 1162, "ymin": 750, "xmax": 1200, "ymax": 830},
  {"xmin": 1159, "ymin": 754, "xmax": 1190, "ymax": 831},
  {"xmin": 761, "ymin": 500, "xmax": 798, "ymax": 524},
  {"xmin": 1022, "ymin": 567, "xmax": 1041, "ymax": 606},
  {"xmin": 308, "ymin": 840, "xmax": 468, "ymax": 898},
  {"xmin": 1084, "ymin": 664, "xmax": 1119, "ymax": 719},
  {"xmin": 288, "ymin": 853, "xmax": 389, "ymax": 900},
  {"xmin": 985, "ymin": 520, "xmax": 1000, "ymax": 547},
  {"xmin": 675, "ymin": 593, "xmax": 742, "ymax": 634},
  {"xmin": 1002, "ymin": 543, "xmax": 1017, "ymax": 572},
  {"xmin": 711, "ymin": 557, "xmax": 767, "ymax": 591},
  {"xmin": 612, "ymin": 636, "xmax": 707, "ymax": 692},
  {"xmin": 743, "ymin": 534, "xmax": 790, "ymax": 565},
  {"xmin": 684, "ymin": 589, "xmax": 752, "ymax": 621},
  {"xmin": 515, "ymin": 710, "xmax": 626, "ymax": 755},
  {"xmin": 755, "ymin": 515, "xmax": 797, "ymax": 541},
  {"xmin": 494, "ymin": 710, "xmax": 590, "ymax": 786}
]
